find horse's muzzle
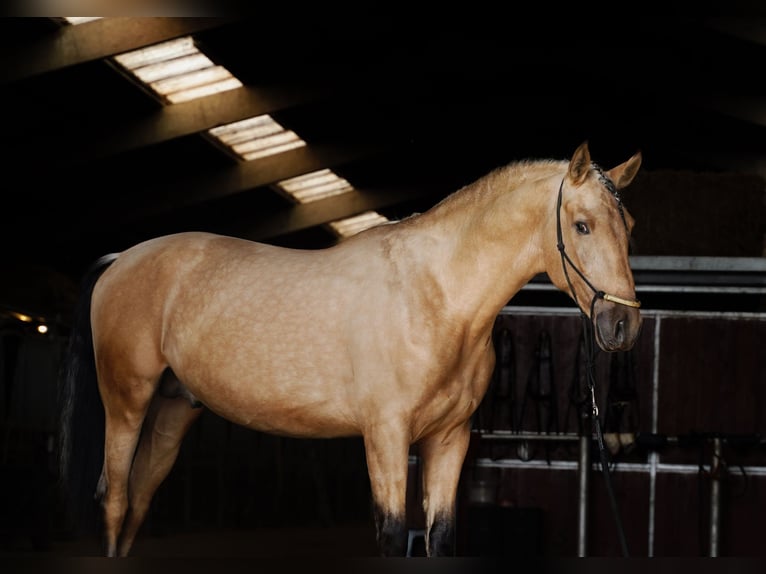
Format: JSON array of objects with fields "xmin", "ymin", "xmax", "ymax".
[{"xmin": 594, "ymin": 301, "xmax": 642, "ymax": 352}]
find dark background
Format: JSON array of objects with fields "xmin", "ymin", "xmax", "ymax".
[{"xmin": 0, "ymin": 10, "xmax": 765, "ymax": 559}]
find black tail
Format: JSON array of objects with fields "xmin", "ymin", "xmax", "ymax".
[{"xmin": 57, "ymin": 253, "xmax": 119, "ymax": 535}]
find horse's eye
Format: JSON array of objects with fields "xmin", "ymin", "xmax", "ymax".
[{"xmin": 575, "ymin": 221, "xmax": 590, "ymax": 235}]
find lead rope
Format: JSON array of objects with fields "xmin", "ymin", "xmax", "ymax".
[
  {"xmin": 556, "ymin": 171, "xmax": 633, "ymax": 557},
  {"xmin": 584, "ymin": 297, "xmax": 630, "ymax": 558}
]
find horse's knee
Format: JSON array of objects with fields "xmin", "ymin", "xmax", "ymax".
[
  {"xmin": 373, "ymin": 505, "xmax": 407, "ymax": 557},
  {"xmin": 427, "ymin": 510, "xmax": 455, "ymax": 557}
]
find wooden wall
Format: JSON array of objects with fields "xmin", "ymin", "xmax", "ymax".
[
  {"xmin": 456, "ymin": 308, "xmax": 766, "ymax": 557},
  {"xmin": 627, "ymin": 170, "xmax": 764, "ymax": 258}
]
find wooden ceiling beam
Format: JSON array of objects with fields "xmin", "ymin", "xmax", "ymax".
[
  {"xmin": 705, "ymin": 17, "xmax": 766, "ymax": 47},
  {"xmin": 89, "ymin": 142, "xmax": 389, "ymax": 228},
  {"xmin": 696, "ymin": 96, "xmax": 766, "ymax": 129},
  {"xmin": 0, "ymin": 17, "xmax": 234, "ymax": 84},
  {"xmin": 691, "ymin": 95, "xmax": 766, "ymax": 175},
  {"xmin": 239, "ymin": 185, "xmax": 439, "ymax": 242},
  {"xmin": 42, "ymin": 85, "xmax": 330, "ymax": 167}
]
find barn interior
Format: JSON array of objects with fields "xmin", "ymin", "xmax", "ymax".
[{"xmin": 0, "ymin": 12, "xmax": 765, "ymax": 558}]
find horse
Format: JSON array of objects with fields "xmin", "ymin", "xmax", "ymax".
[{"xmin": 57, "ymin": 141, "xmax": 642, "ymax": 557}]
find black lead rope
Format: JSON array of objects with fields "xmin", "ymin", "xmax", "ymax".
[
  {"xmin": 556, "ymin": 168, "xmax": 635, "ymax": 557},
  {"xmin": 582, "ymin": 300, "xmax": 631, "ymax": 558}
]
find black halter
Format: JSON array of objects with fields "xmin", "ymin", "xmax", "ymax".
[{"xmin": 555, "ymin": 162, "xmax": 641, "ymax": 319}]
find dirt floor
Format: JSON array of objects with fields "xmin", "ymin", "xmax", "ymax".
[{"xmin": 2, "ymin": 523, "xmax": 382, "ymax": 558}]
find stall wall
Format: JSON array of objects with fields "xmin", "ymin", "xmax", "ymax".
[{"xmin": 457, "ymin": 308, "xmax": 766, "ymax": 557}]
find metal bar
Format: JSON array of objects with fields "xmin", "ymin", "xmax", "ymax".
[
  {"xmin": 471, "ymin": 458, "xmax": 766, "ymax": 477},
  {"xmin": 500, "ymin": 306, "xmax": 766, "ymax": 321},
  {"xmin": 648, "ymin": 316, "xmax": 662, "ymax": 558},
  {"xmin": 472, "ymin": 430, "xmax": 579, "ymax": 442},
  {"xmin": 520, "ymin": 283, "xmax": 766, "ymax": 295},
  {"xmin": 629, "ymin": 255, "xmax": 766, "ymax": 273},
  {"xmin": 577, "ymin": 433, "xmax": 590, "ymax": 557},
  {"xmin": 648, "ymin": 452, "xmax": 658, "ymax": 558},
  {"xmin": 636, "ymin": 286, "xmax": 766, "ymax": 294},
  {"xmin": 710, "ymin": 438, "xmax": 723, "ymax": 557}
]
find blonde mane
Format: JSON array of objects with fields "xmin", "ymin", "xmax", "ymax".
[{"xmin": 423, "ymin": 157, "xmax": 567, "ymax": 218}]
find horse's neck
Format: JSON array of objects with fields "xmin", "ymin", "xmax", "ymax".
[{"xmin": 409, "ymin": 162, "xmax": 560, "ymax": 325}]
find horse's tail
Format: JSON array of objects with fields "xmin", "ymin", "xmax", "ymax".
[{"xmin": 57, "ymin": 252, "xmax": 119, "ymax": 533}]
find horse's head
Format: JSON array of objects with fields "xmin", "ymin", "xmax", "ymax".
[{"xmin": 546, "ymin": 141, "xmax": 643, "ymax": 352}]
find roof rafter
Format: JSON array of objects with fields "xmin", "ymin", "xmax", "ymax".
[
  {"xmin": 238, "ymin": 185, "xmax": 438, "ymax": 242},
  {"xmin": 0, "ymin": 17, "xmax": 234, "ymax": 84},
  {"xmin": 33, "ymin": 85, "xmax": 331, "ymax": 167},
  {"xmin": 83, "ymin": 141, "xmax": 390, "ymax": 229}
]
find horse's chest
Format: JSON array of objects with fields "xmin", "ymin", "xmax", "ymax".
[{"xmin": 413, "ymin": 343, "xmax": 494, "ymax": 433}]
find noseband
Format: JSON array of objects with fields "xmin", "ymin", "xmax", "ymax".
[{"xmin": 555, "ymin": 163, "xmax": 641, "ymax": 318}]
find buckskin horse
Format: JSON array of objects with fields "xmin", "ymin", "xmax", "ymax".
[{"xmin": 58, "ymin": 141, "xmax": 642, "ymax": 557}]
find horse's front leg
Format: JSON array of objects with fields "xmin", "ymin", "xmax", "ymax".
[
  {"xmin": 363, "ymin": 421, "xmax": 410, "ymax": 556},
  {"xmin": 419, "ymin": 420, "xmax": 472, "ymax": 557}
]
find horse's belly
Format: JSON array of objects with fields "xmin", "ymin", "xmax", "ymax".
[
  {"xmin": 163, "ymin": 299, "xmax": 363, "ymax": 437},
  {"xmin": 175, "ymin": 359, "xmax": 360, "ymax": 438},
  {"xmin": 205, "ymin": 394, "xmax": 359, "ymax": 438}
]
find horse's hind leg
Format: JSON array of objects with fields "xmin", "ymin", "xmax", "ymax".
[
  {"xmin": 117, "ymin": 394, "xmax": 203, "ymax": 556},
  {"xmin": 363, "ymin": 422, "xmax": 410, "ymax": 556},
  {"xmin": 419, "ymin": 420, "xmax": 472, "ymax": 557},
  {"xmin": 98, "ymin": 374, "xmax": 157, "ymax": 557}
]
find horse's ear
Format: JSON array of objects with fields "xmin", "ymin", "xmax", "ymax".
[
  {"xmin": 567, "ymin": 141, "xmax": 591, "ymax": 185},
  {"xmin": 606, "ymin": 150, "xmax": 642, "ymax": 190}
]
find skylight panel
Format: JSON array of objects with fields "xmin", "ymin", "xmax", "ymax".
[
  {"xmin": 97, "ymin": 33, "xmax": 307, "ymax": 161},
  {"xmin": 275, "ymin": 169, "xmax": 354, "ymax": 204},
  {"xmin": 112, "ymin": 36, "xmax": 242, "ymax": 104},
  {"xmin": 114, "ymin": 36, "xmax": 196, "ymax": 69},
  {"xmin": 59, "ymin": 17, "xmax": 103, "ymax": 25},
  {"xmin": 328, "ymin": 211, "xmax": 390, "ymax": 238},
  {"xmin": 129, "ymin": 52, "xmax": 212, "ymax": 84},
  {"xmin": 208, "ymin": 115, "xmax": 307, "ymax": 161}
]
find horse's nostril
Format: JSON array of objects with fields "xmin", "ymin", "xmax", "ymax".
[{"xmin": 615, "ymin": 319, "xmax": 625, "ymax": 342}]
